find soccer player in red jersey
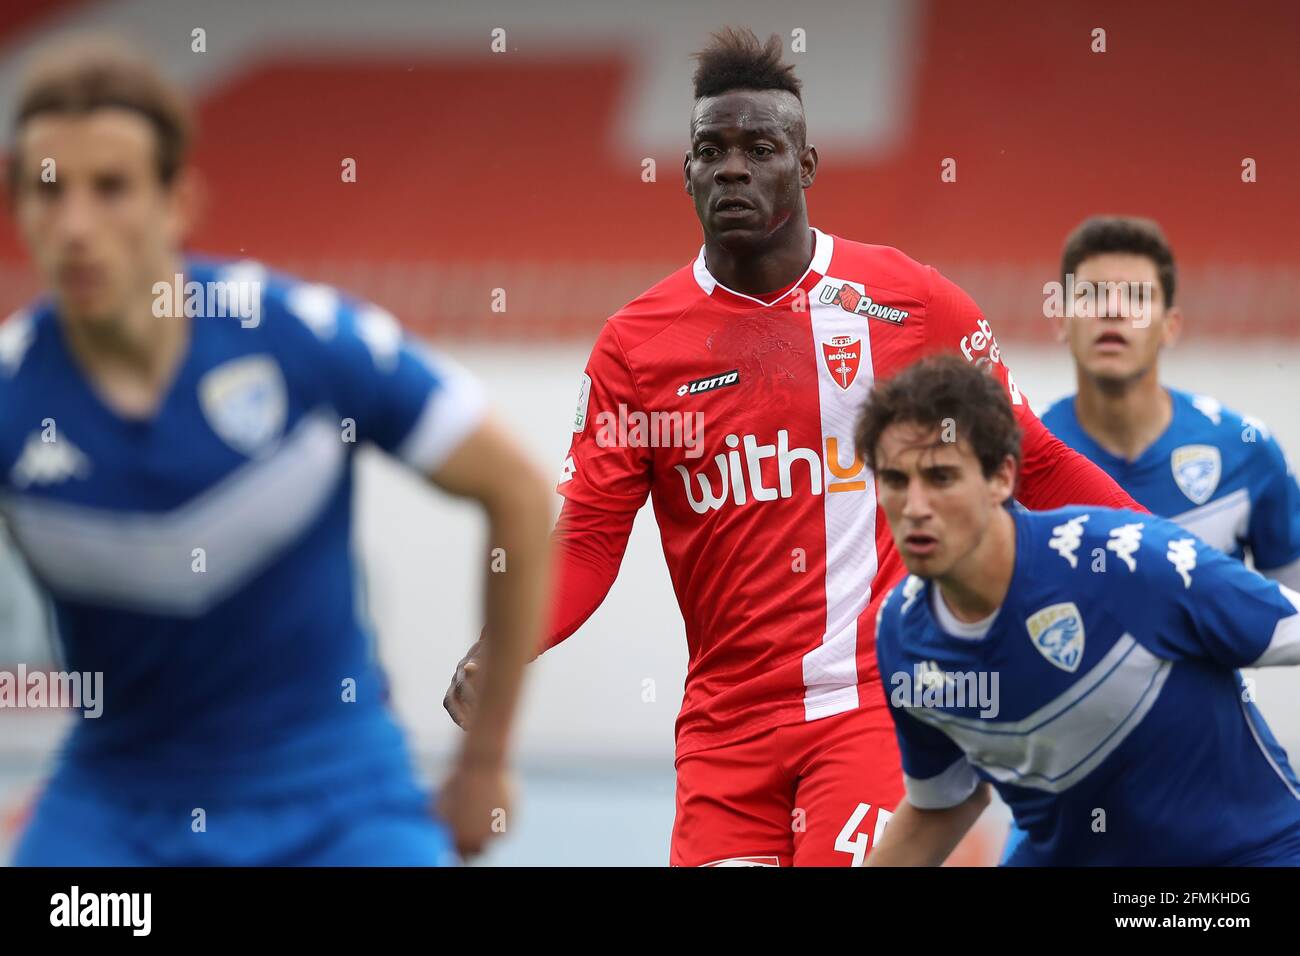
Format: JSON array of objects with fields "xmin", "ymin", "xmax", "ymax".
[{"xmin": 445, "ymin": 28, "xmax": 1140, "ymax": 866}]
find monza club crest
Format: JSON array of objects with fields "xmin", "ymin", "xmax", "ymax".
[{"xmin": 822, "ymin": 335, "xmax": 862, "ymax": 390}]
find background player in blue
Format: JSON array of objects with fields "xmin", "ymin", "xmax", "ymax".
[
  {"xmin": 0, "ymin": 43, "xmax": 552, "ymax": 865},
  {"xmin": 1043, "ymin": 215, "xmax": 1300, "ymax": 588},
  {"xmin": 1001, "ymin": 215, "xmax": 1300, "ymax": 862},
  {"xmin": 858, "ymin": 357, "xmax": 1300, "ymax": 866}
]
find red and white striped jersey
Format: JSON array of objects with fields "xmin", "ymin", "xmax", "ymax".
[{"xmin": 552, "ymin": 228, "xmax": 1133, "ymax": 757}]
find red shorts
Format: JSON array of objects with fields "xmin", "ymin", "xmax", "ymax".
[{"xmin": 670, "ymin": 700, "xmax": 905, "ymax": 866}]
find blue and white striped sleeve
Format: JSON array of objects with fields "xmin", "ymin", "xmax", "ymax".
[
  {"xmin": 281, "ymin": 281, "xmax": 487, "ymax": 472},
  {"xmin": 894, "ymin": 713, "xmax": 982, "ymax": 810},
  {"xmin": 1137, "ymin": 518, "xmax": 1300, "ymax": 669},
  {"xmin": 875, "ymin": 589, "xmax": 981, "ymax": 810},
  {"xmin": 1248, "ymin": 432, "xmax": 1300, "ymax": 589}
]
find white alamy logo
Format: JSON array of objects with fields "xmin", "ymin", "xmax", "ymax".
[
  {"xmin": 10, "ymin": 430, "xmax": 91, "ymax": 488},
  {"xmin": 0, "ymin": 665, "xmax": 103, "ymax": 718},
  {"xmin": 890, "ymin": 663, "xmax": 1000, "ymax": 718},
  {"xmin": 596, "ymin": 404, "xmax": 705, "ymax": 459},
  {"xmin": 50, "ymin": 886, "xmax": 151, "ymax": 936},
  {"xmin": 153, "ymin": 272, "xmax": 262, "ymax": 328}
]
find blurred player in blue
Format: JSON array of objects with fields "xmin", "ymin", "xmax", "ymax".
[
  {"xmin": 859, "ymin": 357, "xmax": 1300, "ymax": 866},
  {"xmin": 995, "ymin": 216, "xmax": 1300, "ymax": 862},
  {"xmin": 0, "ymin": 42, "xmax": 552, "ymax": 865},
  {"xmin": 1043, "ymin": 215, "xmax": 1300, "ymax": 586}
]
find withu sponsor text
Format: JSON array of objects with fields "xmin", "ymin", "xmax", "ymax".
[{"xmin": 674, "ymin": 429, "xmax": 867, "ymax": 513}]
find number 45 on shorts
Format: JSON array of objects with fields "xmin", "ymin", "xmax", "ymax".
[{"xmin": 836, "ymin": 803, "xmax": 893, "ymax": 866}]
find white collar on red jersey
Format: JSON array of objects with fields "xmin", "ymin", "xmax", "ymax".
[{"xmin": 692, "ymin": 227, "xmax": 834, "ymax": 307}]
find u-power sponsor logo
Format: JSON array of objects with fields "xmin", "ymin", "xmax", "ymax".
[{"xmin": 820, "ymin": 282, "xmax": 909, "ymax": 325}]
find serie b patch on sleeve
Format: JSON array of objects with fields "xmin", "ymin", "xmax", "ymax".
[{"xmin": 573, "ymin": 373, "xmax": 591, "ymax": 433}]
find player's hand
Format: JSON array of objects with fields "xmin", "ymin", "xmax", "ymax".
[
  {"xmin": 443, "ymin": 639, "xmax": 485, "ymax": 728},
  {"xmin": 437, "ymin": 759, "xmax": 514, "ymax": 860}
]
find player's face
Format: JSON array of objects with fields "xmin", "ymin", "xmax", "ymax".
[
  {"xmin": 1061, "ymin": 253, "xmax": 1181, "ymax": 385},
  {"xmin": 684, "ymin": 89, "xmax": 814, "ymax": 249},
  {"xmin": 874, "ymin": 422, "xmax": 1015, "ymax": 579},
  {"xmin": 12, "ymin": 108, "xmax": 189, "ymax": 327}
]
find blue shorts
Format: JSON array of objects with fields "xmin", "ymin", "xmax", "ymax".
[
  {"xmin": 996, "ymin": 819, "xmax": 1300, "ymax": 866},
  {"xmin": 12, "ymin": 780, "xmax": 456, "ymax": 867}
]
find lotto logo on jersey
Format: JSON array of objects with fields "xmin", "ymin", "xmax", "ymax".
[
  {"xmin": 819, "ymin": 282, "xmax": 909, "ymax": 324},
  {"xmin": 676, "ymin": 368, "xmax": 740, "ymax": 397},
  {"xmin": 822, "ymin": 336, "xmax": 862, "ymax": 390},
  {"xmin": 674, "ymin": 430, "xmax": 866, "ymax": 514}
]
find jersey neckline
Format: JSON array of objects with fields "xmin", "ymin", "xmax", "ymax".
[
  {"xmin": 691, "ymin": 227, "xmax": 834, "ymax": 308},
  {"xmin": 930, "ymin": 586, "xmax": 998, "ymax": 639},
  {"xmin": 44, "ymin": 266, "xmax": 208, "ymax": 430},
  {"xmin": 917, "ymin": 506, "xmax": 1032, "ymax": 647},
  {"xmin": 1062, "ymin": 386, "xmax": 1190, "ymax": 470}
]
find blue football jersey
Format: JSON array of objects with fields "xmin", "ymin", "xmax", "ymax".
[
  {"xmin": 0, "ymin": 258, "xmax": 486, "ymax": 802},
  {"xmin": 1042, "ymin": 389, "xmax": 1300, "ymax": 587},
  {"xmin": 875, "ymin": 506, "xmax": 1300, "ymax": 866}
]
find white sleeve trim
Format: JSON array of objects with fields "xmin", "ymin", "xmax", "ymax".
[
  {"xmin": 904, "ymin": 755, "xmax": 981, "ymax": 810},
  {"xmin": 1249, "ymin": 584, "xmax": 1300, "ymax": 667},
  {"xmin": 1260, "ymin": 554, "xmax": 1300, "ymax": 592},
  {"xmin": 396, "ymin": 350, "xmax": 489, "ymax": 474}
]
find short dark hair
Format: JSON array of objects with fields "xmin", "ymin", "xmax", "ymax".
[
  {"xmin": 692, "ymin": 27, "xmax": 802, "ymax": 101},
  {"xmin": 9, "ymin": 38, "xmax": 193, "ymax": 194},
  {"xmin": 1060, "ymin": 215, "xmax": 1177, "ymax": 308},
  {"xmin": 855, "ymin": 355, "xmax": 1022, "ymax": 486}
]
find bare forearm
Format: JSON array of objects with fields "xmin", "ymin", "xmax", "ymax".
[
  {"xmin": 866, "ymin": 785, "xmax": 990, "ymax": 866},
  {"xmin": 461, "ymin": 480, "xmax": 553, "ymax": 765}
]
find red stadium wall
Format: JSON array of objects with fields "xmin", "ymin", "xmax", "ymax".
[{"xmin": 1, "ymin": 0, "xmax": 1297, "ymax": 340}]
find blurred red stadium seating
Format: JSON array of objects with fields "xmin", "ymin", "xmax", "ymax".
[{"xmin": 1, "ymin": 0, "xmax": 1297, "ymax": 341}]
